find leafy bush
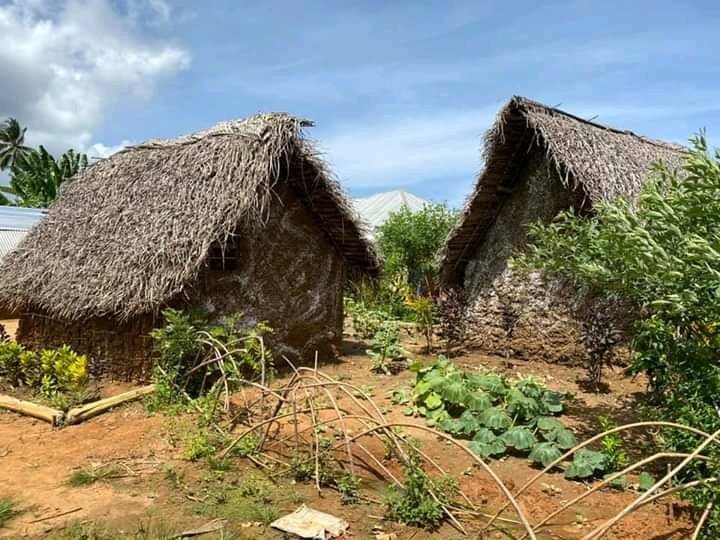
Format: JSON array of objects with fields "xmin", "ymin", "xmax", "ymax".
[
  {"xmin": 405, "ymin": 294, "xmax": 434, "ymax": 353},
  {"xmin": 377, "ymin": 202, "xmax": 458, "ymax": 287},
  {"xmin": 517, "ymin": 135, "xmax": 720, "ymax": 535},
  {"xmin": 0, "ymin": 341, "xmax": 88, "ymax": 398},
  {"xmin": 598, "ymin": 416, "xmax": 628, "ymax": 473},
  {"xmin": 345, "ymin": 298, "xmax": 391, "ymax": 340},
  {"xmin": 401, "ymin": 358, "xmax": 579, "ymax": 468},
  {"xmin": 367, "ymin": 322, "xmax": 409, "ymax": 375},
  {"xmin": 148, "ymin": 308, "xmax": 274, "ymax": 413},
  {"xmin": 385, "ymin": 450, "xmax": 458, "ymax": 528}
]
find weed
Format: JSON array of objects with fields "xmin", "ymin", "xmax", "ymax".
[
  {"xmin": 367, "ymin": 322, "xmax": 409, "ymax": 375},
  {"xmin": 598, "ymin": 416, "xmax": 628, "ymax": 473},
  {"xmin": 183, "ymin": 431, "xmax": 217, "ymax": 462},
  {"xmin": 385, "ymin": 451, "xmax": 458, "ymax": 528},
  {"xmin": 0, "ymin": 498, "xmax": 20, "ymax": 528},
  {"xmin": 162, "ymin": 463, "xmax": 184, "ymax": 490},
  {"xmin": 67, "ymin": 465, "xmax": 120, "ymax": 487},
  {"xmin": 192, "ymin": 475, "xmax": 281, "ymax": 526},
  {"xmin": 336, "ymin": 473, "xmax": 361, "ymax": 504}
]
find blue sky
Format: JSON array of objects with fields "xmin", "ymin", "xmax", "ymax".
[{"xmin": 2, "ymin": 0, "xmax": 719, "ymax": 207}]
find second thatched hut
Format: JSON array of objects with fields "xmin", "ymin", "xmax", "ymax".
[
  {"xmin": 438, "ymin": 96, "xmax": 685, "ymax": 363},
  {"xmin": 0, "ymin": 113, "xmax": 379, "ymax": 379}
]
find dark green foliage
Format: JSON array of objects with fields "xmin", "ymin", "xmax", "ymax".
[
  {"xmin": 377, "ymin": 202, "xmax": 458, "ymax": 286},
  {"xmin": 517, "ymin": 135, "xmax": 720, "ymax": 535},
  {"xmin": 147, "ymin": 308, "xmax": 273, "ymax": 414},
  {"xmin": 0, "ymin": 118, "xmax": 31, "ymax": 171},
  {"xmin": 385, "ymin": 451, "xmax": 458, "ymax": 528},
  {"xmin": 1, "ymin": 145, "xmax": 88, "ymax": 208},
  {"xmin": 409, "ymin": 357, "xmax": 581, "ymax": 469},
  {"xmin": 367, "ymin": 321, "xmax": 409, "ymax": 375},
  {"xmin": 565, "ymin": 449, "xmax": 608, "ymax": 480},
  {"xmin": 598, "ymin": 416, "xmax": 629, "ymax": 473}
]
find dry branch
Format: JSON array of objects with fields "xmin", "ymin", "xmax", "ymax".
[
  {"xmin": 65, "ymin": 385, "xmax": 156, "ymax": 425},
  {"xmin": 0, "ymin": 393, "xmax": 64, "ymax": 425}
]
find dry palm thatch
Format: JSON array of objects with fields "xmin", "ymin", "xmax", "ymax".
[
  {"xmin": 438, "ymin": 96, "xmax": 686, "ymax": 284},
  {"xmin": 0, "ymin": 113, "xmax": 379, "ymax": 321}
]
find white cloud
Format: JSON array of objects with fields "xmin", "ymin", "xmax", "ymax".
[
  {"xmin": 318, "ymin": 106, "xmax": 499, "ymax": 189},
  {"xmin": 0, "ymin": 0, "xmax": 190, "ymax": 154},
  {"xmin": 86, "ymin": 140, "xmax": 134, "ymax": 160}
]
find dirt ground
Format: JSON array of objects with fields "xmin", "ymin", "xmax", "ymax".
[{"xmin": 0, "ymin": 323, "xmax": 695, "ymax": 539}]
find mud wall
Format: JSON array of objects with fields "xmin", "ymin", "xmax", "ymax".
[
  {"xmin": 16, "ymin": 313, "xmax": 157, "ymax": 380},
  {"xmin": 187, "ymin": 182, "xmax": 345, "ymax": 364},
  {"xmin": 462, "ymin": 149, "xmax": 590, "ymax": 363}
]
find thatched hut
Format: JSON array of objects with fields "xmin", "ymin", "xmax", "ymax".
[
  {"xmin": 438, "ymin": 96, "xmax": 685, "ymax": 363},
  {"xmin": 0, "ymin": 113, "xmax": 379, "ymax": 378}
]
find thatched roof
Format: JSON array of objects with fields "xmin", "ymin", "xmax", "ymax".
[
  {"xmin": 0, "ymin": 113, "xmax": 379, "ymax": 320},
  {"xmin": 439, "ymin": 96, "xmax": 686, "ymax": 284}
]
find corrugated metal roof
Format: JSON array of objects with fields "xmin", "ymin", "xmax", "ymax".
[
  {"xmin": 0, "ymin": 207, "xmax": 46, "ymax": 260},
  {"xmin": 0, "ymin": 229, "xmax": 28, "ymax": 259},
  {"xmin": 0, "ymin": 206, "xmax": 46, "ymax": 229},
  {"xmin": 353, "ymin": 190, "xmax": 429, "ymax": 229}
]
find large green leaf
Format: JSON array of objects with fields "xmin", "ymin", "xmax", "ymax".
[
  {"xmin": 472, "ymin": 428, "xmax": 498, "ymax": 444},
  {"xmin": 541, "ymin": 391, "xmax": 564, "ymax": 414},
  {"xmin": 424, "ymin": 369, "xmax": 447, "ymax": 390},
  {"xmin": 424, "ymin": 392, "xmax": 443, "ymax": 410},
  {"xmin": 466, "ymin": 391, "xmax": 492, "ymax": 412},
  {"xmin": 638, "ymin": 471, "xmax": 656, "ymax": 491},
  {"xmin": 475, "ymin": 373, "xmax": 508, "ymax": 395},
  {"xmin": 501, "ymin": 426, "xmax": 537, "ymax": 451},
  {"xmin": 460, "ymin": 410, "xmax": 482, "ymax": 432},
  {"xmin": 529, "ymin": 442, "xmax": 563, "ymax": 467},
  {"xmin": 514, "ymin": 376, "xmax": 544, "ymax": 399},
  {"xmin": 438, "ymin": 417, "xmax": 465, "ymax": 436},
  {"xmin": 439, "ymin": 378, "xmax": 469, "ymax": 405},
  {"xmin": 469, "ymin": 437, "xmax": 506, "ymax": 458},
  {"xmin": 564, "ymin": 449, "xmax": 607, "ymax": 479},
  {"xmin": 553, "ymin": 428, "xmax": 577, "ymax": 450},
  {"xmin": 479, "ymin": 407, "xmax": 512, "ymax": 431},
  {"xmin": 425, "ymin": 407, "xmax": 449, "ymax": 427},
  {"xmin": 536, "ymin": 417, "xmax": 564, "ymax": 432},
  {"xmin": 506, "ymin": 389, "xmax": 541, "ymax": 420}
]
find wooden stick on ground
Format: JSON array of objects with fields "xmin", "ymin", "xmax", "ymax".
[
  {"xmin": 65, "ymin": 385, "xmax": 155, "ymax": 425},
  {"xmin": 0, "ymin": 394, "xmax": 64, "ymax": 425}
]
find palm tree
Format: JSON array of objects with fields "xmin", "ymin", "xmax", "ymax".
[
  {"xmin": 1, "ymin": 146, "xmax": 88, "ymax": 207},
  {"xmin": 0, "ymin": 118, "xmax": 32, "ymax": 171}
]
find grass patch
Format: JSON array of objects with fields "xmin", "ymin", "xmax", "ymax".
[
  {"xmin": 190, "ymin": 473, "xmax": 305, "ymax": 526},
  {"xmin": 46, "ymin": 519, "xmax": 180, "ymax": 540},
  {"xmin": 0, "ymin": 498, "xmax": 21, "ymax": 528},
  {"xmin": 67, "ymin": 465, "xmax": 121, "ymax": 487}
]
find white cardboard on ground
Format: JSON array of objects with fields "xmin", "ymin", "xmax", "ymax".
[{"xmin": 270, "ymin": 504, "xmax": 349, "ymax": 539}]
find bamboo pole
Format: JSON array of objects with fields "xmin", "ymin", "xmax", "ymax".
[
  {"xmin": 65, "ymin": 385, "xmax": 155, "ymax": 425},
  {"xmin": 0, "ymin": 394, "xmax": 64, "ymax": 425}
]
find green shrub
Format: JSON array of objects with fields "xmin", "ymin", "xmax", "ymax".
[
  {"xmin": 0, "ymin": 341, "xmax": 88, "ymax": 398},
  {"xmin": 367, "ymin": 322, "xmax": 409, "ymax": 375},
  {"xmin": 385, "ymin": 450, "xmax": 458, "ymax": 528},
  {"xmin": 148, "ymin": 308, "xmax": 274, "ymax": 412},
  {"xmin": 517, "ymin": 134, "xmax": 720, "ymax": 536},
  {"xmin": 377, "ymin": 203, "xmax": 458, "ymax": 287}
]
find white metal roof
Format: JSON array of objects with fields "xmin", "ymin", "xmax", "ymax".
[
  {"xmin": 0, "ymin": 207, "xmax": 46, "ymax": 260},
  {"xmin": 353, "ymin": 190, "xmax": 429, "ymax": 229}
]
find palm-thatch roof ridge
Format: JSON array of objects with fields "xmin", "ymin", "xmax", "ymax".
[
  {"xmin": 438, "ymin": 96, "xmax": 686, "ymax": 284},
  {"xmin": 0, "ymin": 113, "xmax": 379, "ymax": 320}
]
